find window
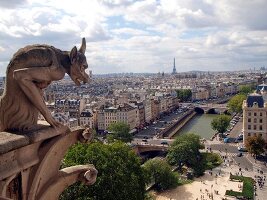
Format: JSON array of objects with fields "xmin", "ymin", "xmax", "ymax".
[
  {"xmin": 248, "ymin": 112, "xmax": 251, "ymax": 116},
  {"xmin": 248, "ymin": 118, "xmax": 251, "ymax": 123},
  {"xmin": 248, "ymin": 133, "xmax": 251, "ymax": 136},
  {"xmin": 260, "ymin": 125, "xmax": 262, "ymax": 130},
  {"xmin": 260, "ymin": 112, "xmax": 262, "ymax": 116},
  {"xmin": 254, "ymin": 112, "xmax": 257, "ymax": 117},
  {"xmin": 254, "ymin": 118, "xmax": 257, "ymax": 123},
  {"xmin": 260, "ymin": 119, "xmax": 263, "ymax": 123},
  {"xmin": 254, "ymin": 125, "xmax": 256, "ymax": 130},
  {"xmin": 259, "ymin": 133, "xmax": 262, "ymax": 137},
  {"xmin": 248, "ymin": 125, "xmax": 251, "ymax": 130}
]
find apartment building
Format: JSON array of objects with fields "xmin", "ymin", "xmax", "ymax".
[
  {"xmin": 117, "ymin": 104, "xmax": 137, "ymax": 130},
  {"xmin": 97, "ymin": 104, "xmax": 137, "ymax": 131},
  {"xmin": 243, "ymin": 93, "xmax": 267, "ymax": 146},
  {"xmin": 80, "ymin": 110, "xmax": 94, "ymax": 128}
]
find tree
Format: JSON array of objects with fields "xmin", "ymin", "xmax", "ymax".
[
  {"xmin": 239, "ymin": 85, "xmax": 255, "ymax": 95},
  {"xmin": 143, "ymin": 158, "xmax": 178, "ymax": 191},
  {"xmin": 107, "ymin": 122, "xmax": 132, "ymax": 143},
  {"xmin": 60, "ymin": 142, "xmax": 145, "ymax": 200},
  {"xmin": 245, "ymin": 135, "xmax": 265, "ymax": 157},
  {"xmin": 227, "ymin": 94, "xmax": 246, "ymax": 113},
  {"xmin": 176, "ymin": 89, "xmax": 192, "ymax": 102},
  {"xmin": 211, "ymin": 115, "xmax": 231, "ymax": 134},
  {"xmin": 167, "ymin": 133, "xmax": 202, "ymax": 170}
]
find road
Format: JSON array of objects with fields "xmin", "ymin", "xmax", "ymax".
[
  {"xmin": 134, "ymin": 108, "xmax": 190, "ymax": 139},
  {"xmin": 132, "ymin": 138, "xmax": 173, "ymax": 146}
]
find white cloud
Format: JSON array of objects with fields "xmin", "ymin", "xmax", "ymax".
[{"xmin": 0, "ymin": 0, "xmax": 266, "ymax": 76}]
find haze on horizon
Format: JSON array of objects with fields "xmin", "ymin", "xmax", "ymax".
[{"xmin": 0, "ymin": 0, "xmax": 266, "ymax": 76}]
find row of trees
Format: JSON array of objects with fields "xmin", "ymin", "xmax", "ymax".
[
  {"xmin": 107, "ymin": 122, "xmax": 132, "ymax": 143},
  {"xmin": 227, "ymin": 84, "xmax": 255, "ymax": 113}
]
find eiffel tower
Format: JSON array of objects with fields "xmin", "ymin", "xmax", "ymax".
[{"xmin": 172, "ymin": 58, "xmax": 177, "ymax": 74}]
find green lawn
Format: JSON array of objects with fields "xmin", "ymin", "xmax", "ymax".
[{"xmin": 225, "ymin": 174, "xmax": 254, "ymax": 200}]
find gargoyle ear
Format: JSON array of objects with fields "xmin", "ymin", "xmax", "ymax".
[
  {"xmin": 79, "ymin": 38, "xmax": 86, "ymax": 54},
  {"xmin": 70, "ymin": 46, "xmax": 78, "ymax": 64}
]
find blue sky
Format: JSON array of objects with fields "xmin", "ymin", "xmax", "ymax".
[{"xmin": 0, "ymin": 0, "xmax": 267, "ymax": 75}]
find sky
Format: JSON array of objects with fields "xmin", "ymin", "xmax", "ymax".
[{"xmin": 0, "ymin": 0, "xmax": 267, "ymax": 75}]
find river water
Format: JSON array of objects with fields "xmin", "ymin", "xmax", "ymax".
[{"xmin": 174, "ymin": 114, "xmax": 219, "ymax": 139}]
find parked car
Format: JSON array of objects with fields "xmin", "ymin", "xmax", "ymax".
[
  {"xmin": 161, "ymin": 141, "xmax": 168, "ymax": 145},
  {"xmin": 238, "ymin": 146, "xmax": 247, "ymax": 152}
]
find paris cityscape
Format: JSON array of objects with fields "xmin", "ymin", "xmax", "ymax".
[{"xmin": 0, "ymin": 0, "xmax": 267, "ymax": 200}]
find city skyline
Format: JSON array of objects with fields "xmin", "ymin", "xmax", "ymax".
[{"xmin": 0, "ymin": 0, "xmax": 267, "ymax": 76}]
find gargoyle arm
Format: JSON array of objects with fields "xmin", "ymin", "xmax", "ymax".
[{"xmin": 13, "ymin": 66, "xmax": 62, "ymax": 128}]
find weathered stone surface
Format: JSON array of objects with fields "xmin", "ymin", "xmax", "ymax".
[
  {"xmin": 0, "ymin": 124, "xmax": 69, "ymax": 154},
  {"xmin": 0, "ymin": 132, "xmax": 29, "ymax": 154},
  {"xmin": 0, "ymin": 127, "xmax": 97, "ymax": 199}
]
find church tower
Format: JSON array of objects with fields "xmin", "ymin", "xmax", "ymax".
[{"xmin": 172, "ymin": 58, "xmax": 177, "ymax": 74}]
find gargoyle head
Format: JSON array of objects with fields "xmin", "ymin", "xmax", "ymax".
[{"xmin": 69, "ymin": 38, "xmax": 90, "ymax": 86}]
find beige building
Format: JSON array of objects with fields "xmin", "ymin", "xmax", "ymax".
[
  {"xmin": 97, "ymin": 104, "xmax": 137, "ymax": 131},
  {"xmin": 144, "ymin": 99, "xmax": 152, "ymax": 123},
  {"xmin": 151, "ymin": 99, "xmax": 160, "ymax": 120},
  {"xmin": 104, "ymin": 107, "xmax": 118, "ymax": 130},
  {"xmin": 97, "ymin": 110, "xmax": 105, "ymax": 130},
  {"xmin": 80, "ymin": 110, "xmax": 94, "ymax": 128},
  {"xmin": 243, "ymin": 93, "xmax": 267, "ymax": 146},
  {"xmin": 193, "ymin": 88, "xmax": 210, "ymax": 101},
  {"xmin": 117, "ymin": 104, "xmax": 137, "ymax": 130}
]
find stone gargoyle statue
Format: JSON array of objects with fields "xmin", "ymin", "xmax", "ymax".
[{"xmin": 0, "ymin": 38, "xmax": 90, "ymax": 132}]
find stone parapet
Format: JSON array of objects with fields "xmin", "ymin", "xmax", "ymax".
[{"xmin": 0, "ymin": 125, "xmax": 97, "ymax": 200}]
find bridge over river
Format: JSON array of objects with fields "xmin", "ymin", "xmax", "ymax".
[{"xmin": 193, "ymin": 103, "xmax": 228, "ymax": 114}]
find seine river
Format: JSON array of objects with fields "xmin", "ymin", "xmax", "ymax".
[{"xmin": 174, "ymin": 114, "xmax": 219, "ymax": 139}]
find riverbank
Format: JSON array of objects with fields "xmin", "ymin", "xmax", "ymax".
[
  {"xmin": 166, "ymin": 111, "xmax": 196, "ymax": 139},
  {"xmin": 157, "ymin": 109, "xmax": 195, "ymax": 138}
]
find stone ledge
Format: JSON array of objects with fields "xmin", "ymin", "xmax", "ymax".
[
  {"xmin": 0, "ymin": 124, "xmax": 70, "ymax": 154},
  {"xmin": 0, "ymin": 132, "xmax": 29, "ymax": 154}
]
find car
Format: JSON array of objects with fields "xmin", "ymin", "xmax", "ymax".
[
  {"xmin": 224, "ymin": 138, "xmax": 230, "ymax": 143},
  {"xmin": 237, "ymin": 152, "xmax": 243, "ymax": 157},
  {"xmin": 143, "ymin": 136, "xmax": 148, "ymax": 139},
  {"xmin": 238, "ymin": 146, "xmax": 247, "ymax": 152},
  {"xmin": 142, "ymin": 139, "xmax": 148, "ymax": 142},
  {"xmin": 161, "ymin": 141, "xmax": 168, "ymax": 145}
]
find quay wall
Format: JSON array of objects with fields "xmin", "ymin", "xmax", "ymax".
[{"xmin": 159, "ymin": 109, "xmax": 196, "ymax": 139}]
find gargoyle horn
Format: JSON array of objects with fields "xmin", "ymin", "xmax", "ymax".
[{"xmin": 79, "ymin": 38, "xmax": 86, "ymax": 54}]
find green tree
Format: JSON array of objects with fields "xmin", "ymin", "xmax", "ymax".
[
  {"xmin": 245, "ymin": 135, "xmax": 265, "ymax": 157},
  {"xmin": 239, "ymin": 85, "xmax": 255, "ymax": 95},
  {"xmin": 107, "ymin": 122, "xmax": 132, "ymax": 143},
  {"xmin": 143, "ymin": 158, "xmax": 178, "ymax": 191},
  {"xmin": 211, "ymin": 115, "xmax": 231, "ymax": 134},
  {"xmin": 167, "ymin": 133, "xmax": 202, "ymax": 170},
  {"xmin": 227, "ymin": 94, "xmax": 246, "ymax": 113},
  {"xmin": 176, "ymin": 89, "xmax": 192, "ymax": 102},
  {"xmin": 60, "ymin": 142, "xmax": 145, "ymax": 200}
]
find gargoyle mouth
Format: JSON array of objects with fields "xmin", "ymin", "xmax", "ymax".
[{"xmin": 33, "ymin": 81, "xmax": 51, "ymax": 89}]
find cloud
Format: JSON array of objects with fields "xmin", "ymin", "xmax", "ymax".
[
  {"xmin": 0, "ymin": 0, "xmax": 266, "ymax": 76},
  {"xmin": 0, "ymin": 0, "xmax": 27, "ymax": 8}
]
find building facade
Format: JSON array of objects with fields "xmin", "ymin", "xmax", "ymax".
[{"xmin": 243, "ymin": 93, "xmax": 267, "ymax": 146}]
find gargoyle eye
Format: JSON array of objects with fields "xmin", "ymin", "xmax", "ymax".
[{"xmin": 83, "ymin": 64, "xmax": 88, "ymax": 69}]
